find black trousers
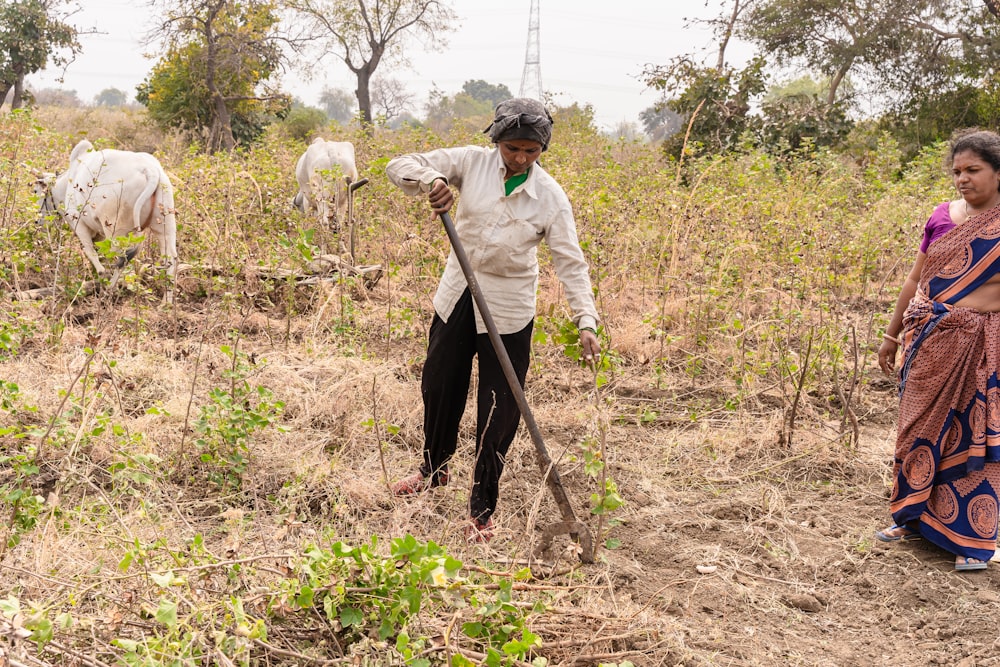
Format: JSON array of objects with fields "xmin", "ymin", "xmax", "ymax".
[{"xmin": 419, "ymin": 289, "xmax": 532, "ymax": 521}]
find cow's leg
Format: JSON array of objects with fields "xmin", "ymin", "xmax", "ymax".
[
  {"xmin": 107, "ymin": 266, "xmax": 125, "ymax": 293},
  {"xmin": 106, "ymin": 242, "xmax": 137, "ymax": 294},
  {"xmin": 72, "ymin": 222, "xmax": 107, "ymax": 276}
]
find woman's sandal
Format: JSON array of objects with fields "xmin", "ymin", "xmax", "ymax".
[
  {"xmin": 955, "ymin": 556, "xmax": 988, "ymax": 571},
  {"xmin": 874, "ymin": 524, "xmax": 921, "ymax": 543}
]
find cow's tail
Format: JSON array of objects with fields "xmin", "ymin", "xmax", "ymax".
[
  {"xmin": 133, "ymin": 167, "xmax": 160, "ymax": 232},
  {"xmin": 146, "ymin": 167, "xmax": 179, "ymax": 302},
  {"xmin": 157, "ymin": 170, "xmax": 178, "ymax": 270}
]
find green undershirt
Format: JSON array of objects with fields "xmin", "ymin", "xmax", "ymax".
[{"xmin": 504, "ymin": 169, "xmax": 529, "ymax": 196}]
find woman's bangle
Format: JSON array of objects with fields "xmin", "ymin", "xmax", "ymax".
[
  {"xmin": 579, "ymin": 327, "xmax": 597, "ymax": 335},
  {"xmin": 883, "ymin": 332, "xmax": 901, "ymax": 345}
]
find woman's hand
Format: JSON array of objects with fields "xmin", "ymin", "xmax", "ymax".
[
  {"xmin": 878, "ymin": 338, "xmax": 899, "ymax": 375},
  {"xmin": 426, "ymin": 178, "xmax": 453, "ymax": 215},
  {"xmin": 580, "ymin": 329, "xmax": 601, "ymax": 367}
]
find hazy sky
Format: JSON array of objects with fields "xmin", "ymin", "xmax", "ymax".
[{"xmin": 31, "ymin": 0, "xmax": 752, "ymax": 130}]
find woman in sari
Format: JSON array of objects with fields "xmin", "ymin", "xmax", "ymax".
[{"xmin": 877, "ymin": 129, "xmax": 1000, "ymax": 571}]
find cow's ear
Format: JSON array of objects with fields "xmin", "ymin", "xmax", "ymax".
[{"xmin": 21, "ymin": 162, "xmax": 42, "ymax": 178}]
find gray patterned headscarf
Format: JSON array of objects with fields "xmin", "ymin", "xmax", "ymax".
[{"xmin": 483, "ymin": 98, "xmax": 554, "ymax": 151}]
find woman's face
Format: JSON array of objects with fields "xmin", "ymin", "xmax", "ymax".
[
  {"xmin": 953, "ymin": 149, "xmax": 1000, "ymax": 208},
  {"xmin": 498, "ymin": 139, "xmax": 543, "ymax": 178}
]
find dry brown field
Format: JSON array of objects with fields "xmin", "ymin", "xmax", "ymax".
[{"xmin": 0, "ymin": 107, "xmax": 994, "ymax": 666}]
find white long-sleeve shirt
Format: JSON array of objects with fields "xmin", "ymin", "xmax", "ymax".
[{"xmin": 386, "ymin": 145, "xmax": 599, "ymax": 335}]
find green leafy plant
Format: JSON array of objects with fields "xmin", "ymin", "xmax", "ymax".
[
  {"xmin": 0, "ymin": 309, "xmax": 36, "ymax": 358},
  {"xmin": 193, "ymin": 341, "xmax": 285, "ymax": 489},
  {"xmin": 0, "ymin": 380, "xmax": 45, "ymax": 549},
  {"xmin": 276, "ymin": 535, "xmax": 543, "ymax": 664}
]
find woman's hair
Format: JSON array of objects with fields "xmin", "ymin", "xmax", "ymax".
[{"xmin": 948, "ymin": 129, "xmax": 1000, "ymax": 179}]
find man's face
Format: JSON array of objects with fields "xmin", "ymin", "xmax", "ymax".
[{"xmin": 499, "ymin": 140, "xmax": 543, "ymax": 177}]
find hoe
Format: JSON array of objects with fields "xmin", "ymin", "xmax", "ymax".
[{"xmin": 439, "ymin": 211, "xmax": 595, "ymax": 564}]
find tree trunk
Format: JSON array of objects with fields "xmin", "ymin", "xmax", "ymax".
[
  {"xmin": 210, "ymin": 91, "xmax": 235, "ymax": 152},
  {"xmin": 202, "ymin": 4, "xmax": 235, "ymax": 153},
  {"xmin": 827, "ymin": 62, "xmax": 851, "ymax": 106},
  {"xmin": 715, "ymin": 0, "xmax": 743, "ymax": 71},
  {"xmin": 355, "ymin": 69, "xmax": 373, "ymax": 125},
  {"xmin": 0, "ymin": 83, "xmax": 11, "ymax": 111},
  {"xmin": 11, "ymin": 76, "xmax": 24, "ymax": 109}
]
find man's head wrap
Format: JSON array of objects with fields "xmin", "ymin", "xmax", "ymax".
[{"xmin": 483, "ymin": 98, "xmax": 554, "ymax": 151}]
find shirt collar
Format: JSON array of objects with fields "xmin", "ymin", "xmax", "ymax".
[{"xmin": 492, "ymin": 147, "xmax": 539, "ymax": 199}]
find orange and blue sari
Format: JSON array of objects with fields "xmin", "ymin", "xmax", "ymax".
[{"xmin": 892, "ymin": 202, "xmax": 1000, "ymax": 562}]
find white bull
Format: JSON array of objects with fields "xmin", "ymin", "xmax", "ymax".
[
  {"xmin": 293, "ymin": 137, "xmax": 359, "ymax": 240},
  {"xmin": 35, "ymin": 139, "xmax": 178, "ymax": 301}
]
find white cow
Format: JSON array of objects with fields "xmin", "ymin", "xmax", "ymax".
[
  {"xmin": 293, "ymin": 137, "xmax": 359, "ymax": 239},
  {"xmin": 35, "ymin": 139, "xmax": 178, "ymax": 301}
]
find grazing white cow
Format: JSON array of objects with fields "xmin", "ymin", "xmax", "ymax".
[
  {"xmin": 35, "ymin": 139, "xmax": 178, "ymax": 301},
  {"xmin": 293, "ymin": 137, "xmax": 359, "ymax": 239}
]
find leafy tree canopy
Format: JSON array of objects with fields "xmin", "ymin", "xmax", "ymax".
[
  {"xmin": 461, "ymin": 79, "xmax": 512, "ymax": 108},
  {"xmin": 318, "ymin": 86, "xmax": 356, "ymax": 123},
  {"xmin": 639, "ymin": 102, "xmax": 684, "ymax": 142},
  {"xmin": 94, "ymin": 87, "xmax": 129, "ymax": 107},
  {"xmin": 423, "ymin": 86, "xmax": 492, "ymax": 133},
  {"xmin": 737, "ymin": 0, "xmax": 1000, "ymax": 112},
  {"xmin": 280, "ymin": 103, "xmax": 327, "ymax": 141},
  {"xmin": 139, "ymin": 0, "xmax": 289, "ymax": 151},
  {"xmin": 0, "ymin": 0, "xmax": 81, "ymax": 110},
  {"xmin": 32, "ymin": 86, "xmax": 80, "ymax": 107},
  {"xmin": 644, "ymin": 56, "xmax": 768, "ymax": 159}
]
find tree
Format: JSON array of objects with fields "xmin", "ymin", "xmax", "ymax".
[
  {"xmin": 878, "ymin": 78, "xmax": 1000, "ymax": 161},
  {"xmin": 423, "ymin": 86, "xmax": 492, "ymax": 133},
  {"xmin": 140, "ymin": 0, "xmax": 289, "ymax": 151},
  {"xmin": 280, "ymin": 102, "xmax": 327, "ymax": 140},
  {"xmin": 639, "ymin": 102, "xmax": 683, "ymax": 142},
  {"xmin": 0, "ymin": 0, "xmax": 81, "ymax": 110},
  {"xmin": 461, "ymin": 79, "xmax": 512, "ymax": 108},
  {"xmin": 32, "ymin": 86, "xmax": 80, "ymax": 106},
  {"xmin": 609, "ymin": 121, "xmax": 643, "ymax": 142},
  {"xmin": 736, "ymin": 0, "xmax": 1000, "ymax": 110},
  {"xmin": 318, "ymin": 86, "xmax": 355, "ymax": 123},
  {"xmin": 94, "ymin": 87, "xmax": 128, "ymax": 107},
  {"xmin": 752, "ymin": 75, "xmax": 852, "ymax": 153},
  {"xmin": 285, "ymin": 0, "xmax": 457, "ymax": 124},
  {"xmin": 643, "ymin": 56, "xmax": 767, "ymax": 158},
  {"xmin": 642, "ymin": 0, "xmax": 766, "ymax": 157},
  {"xmin": 370, "ymin": 76, "xmax": 414, "ymax": 123}
]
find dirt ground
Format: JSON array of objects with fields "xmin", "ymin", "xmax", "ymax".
[
  {"xmin": 458, "ymin": 380, "xmax": 1000, "ymax": 667},
  {"xmin": 3, "ymin": 290, "xmax": 1000, "ymax": 667}
]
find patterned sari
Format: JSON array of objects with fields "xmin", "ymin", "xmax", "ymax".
[{"xmin": 892, "ymin": 202, "xmax": 1000, "ymax": 562}]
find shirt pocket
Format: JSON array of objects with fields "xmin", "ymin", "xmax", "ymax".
[{"xmin": 479, "ymin": 217, "xmax": 545, "ymax": 275}]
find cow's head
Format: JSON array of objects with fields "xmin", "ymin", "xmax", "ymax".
[{"xmin": 32, "ymin": 171, "xmax": 60, "ymax": 224}]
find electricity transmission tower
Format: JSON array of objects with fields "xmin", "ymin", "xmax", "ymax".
[{"xmin": 519, "ymin": 0, "xmax": 543, "ymax": 100}]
